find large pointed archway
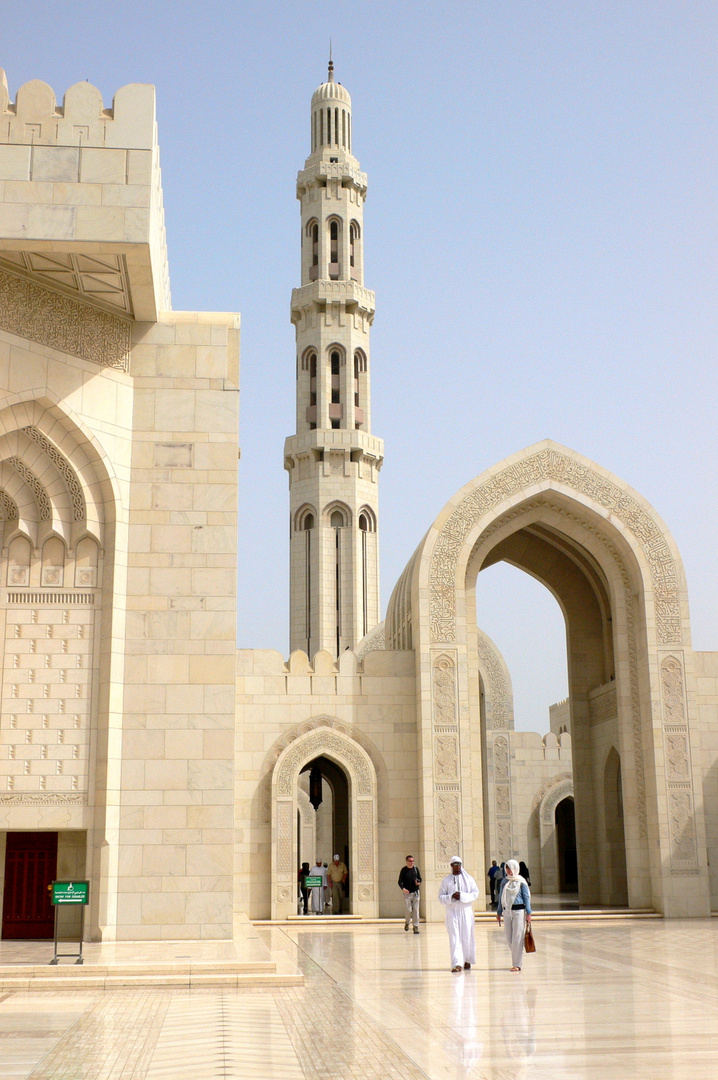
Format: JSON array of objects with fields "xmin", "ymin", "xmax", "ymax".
[
  {"xmin": 271, "ymin": 724, "xmax": 379, "ymax": 919},
  {"xmin": 386, "ymin": 441, "xmax": 709, "ymax": 918}
]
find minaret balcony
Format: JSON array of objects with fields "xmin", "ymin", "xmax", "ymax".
[
  {"xmin": 291, "ymin": 280, "xmax": 375, "ymax": 319},
  {"xmin": 285, "ymin": 428, "xmax": 384, "ymax": 467},
  {"xmin": 297, "ymin": 161, "xmax": 367, "ymax": 197}
]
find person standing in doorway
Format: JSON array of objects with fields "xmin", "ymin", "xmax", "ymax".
[
  {"xmin": 298, "ymin": 862, "xmax": 311, "ymax": 914},
  {"xmin": 488, "ymin": 860, "xmax": 500, "ymax": 906},
  {"xmin": 310, "ymin": 858, "xmax": 327, "ymax": 914},
  {"xmin": 327, "ymin": 854, "xmax": 348, "ymax": 915},
  {"xmin": 398, "ymin": 855, "xmax": 422, "ymax": 933},
  {"xmin": 439, "ymin": 857, "xmax": 479, "ymax": 972},
  {"xmin": 497, "ymin": 859, "xmax": 532, "ymax": 972}
]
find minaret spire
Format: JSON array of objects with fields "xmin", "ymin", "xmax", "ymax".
[
  {"xmin": 328, "ymin": 42, "xmax": 334, "ymax": 82},
  {"xmin": 284, "ymin": 69, "xmax": 383, "ymax": 659}
]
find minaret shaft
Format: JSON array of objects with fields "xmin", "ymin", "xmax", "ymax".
[{"xmin": 285, "ymin": 68, "xmax": 383, "ymax": 658}]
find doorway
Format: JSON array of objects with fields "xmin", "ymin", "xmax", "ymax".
[
  {"xmin": 555, "ymin": 798, "xmax": 578, "ymax": 893},
  {"xmin": 300, "ymin": 755, "xmax": 350, "ymax": 911},
  {"xmin": 2, "ymin": 831, "xmax": 57, "ymax": 939}
]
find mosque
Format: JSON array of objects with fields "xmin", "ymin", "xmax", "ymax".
[{"xmin": 0, "ymin": 60, "xmax": 715, "ymax": 941}]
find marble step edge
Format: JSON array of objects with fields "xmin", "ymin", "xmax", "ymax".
[
  {"xmin": 0, "ymin": 960, "xmax": 278, "ymax": 976},
  {"xmin": 254, "ymin": 908, "xmax": 661, "ymax": 926},
  {"xmin": 0, "ymin": 972, "xmax": 305, "ymax": 990}
]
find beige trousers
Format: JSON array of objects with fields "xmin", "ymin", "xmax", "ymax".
[{"xmin": 504, "ymin": 909, "xmax": 526, "ymax": 968}]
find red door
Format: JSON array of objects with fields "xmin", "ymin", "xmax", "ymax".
[{"xmin": 2, "ymin": 832, "xmax": 57, "ymax": 939}]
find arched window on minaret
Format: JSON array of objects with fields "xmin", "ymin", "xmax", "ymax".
[
  {"xmin": 349, "ymin": 220, "xmax": 360, "ymax": 282},
  {"xmin": 328, "ymin": 219, "xmax": 340, "ymax": 279},
  {"xmin": 354, "ymin": 349, "xmax": 367, "ymax": 429},
  {"xmin": 328, "ymin": 505, "xmax": 349, "ymax": 657},
  {"xmin": 358, "ymin": 509, "xmax": 375, "ymax": 638},
  {"xmin": 296, "ymin": 506, "xmax": 316, "ymax": 656},
  {"xmin": 301, "ymin": 348, "xmax": 318, "ymax": 431},
  {"xmin": 306, "ymin": 219, "xmax": 319, "ymax": 280},
  {"xmin": 329, "ymin": 348, "xmax": 343, "ymax": 428}
]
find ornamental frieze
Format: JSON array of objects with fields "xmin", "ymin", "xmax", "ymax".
[{"xmin": 0, "ymin": 267, "xmax": 130, "ymax": 371}]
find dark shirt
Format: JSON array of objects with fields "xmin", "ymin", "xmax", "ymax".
[{"xmin": 398, "ymin": 866, "xmax": 422, "ymax": 893}]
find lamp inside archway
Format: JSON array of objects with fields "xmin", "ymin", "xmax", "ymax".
[{"xmin": 309, "ymin": 763, "xmax": 323, "ymax": 810}]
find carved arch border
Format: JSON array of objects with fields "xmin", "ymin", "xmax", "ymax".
[
  {"xmin": 261, "ymin": 714, "xmax": 389, "ymax": 822},
  {"xmin": 271, "ymin": 724, "xmax": 379, "ymax": 919},
  {"xmin": 428, "ymin": 446, "xmax": 681, "ymax": 647}
]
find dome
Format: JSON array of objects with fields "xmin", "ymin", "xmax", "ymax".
[{"xmin": 311, "ymin": 79, "xmax": 351, "ymax": 108}]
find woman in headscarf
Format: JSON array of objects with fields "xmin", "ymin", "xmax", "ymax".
[
  {"xmin": 438, "ymin": 857, "xmax": 479, "ymax": 972},
  {"xmin": 496, "ymin": 859, "xmax": 532, "ymax": 972}
]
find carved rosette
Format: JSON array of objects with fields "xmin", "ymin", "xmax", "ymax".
[
  {"xmin": 429, "ymin": 448, "xmax": 681, "ymax": 646},
  {"xmin": 659, "ymin": 654, "xmax": 699, "ymax": 872}
]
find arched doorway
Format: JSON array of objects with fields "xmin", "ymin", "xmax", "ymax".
[
  {"xmin": 555, "ymin": 797, "xmax": 578, "ymax": 893},
  {"xmin": 299, "ymin": 756, "xmax": 350, "ymax": 909},
  {"xmin": 271, "ymin": 725, "xmax": 379, "ymax": 920},
  {"xmin": 385, "ymin": 441, "xmax": 710, "ymax": 918}
]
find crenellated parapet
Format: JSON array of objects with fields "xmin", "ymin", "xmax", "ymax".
[
  {"xmin": 0, "ymin": 70, "xmax": 170, "ymax": 321},
  {"xmin": 0, "ymin": 71, "xmax": 156, "ymax": 148}
]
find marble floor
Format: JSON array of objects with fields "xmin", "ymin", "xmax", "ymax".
[{"xmin": 1, "ymin": 918, "xmax": 717, "ymax": 1079}]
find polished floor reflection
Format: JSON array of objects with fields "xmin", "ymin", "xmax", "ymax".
[{"xmin": 1, "ymin": 918, "xmax": 716, "ymax": 1078}]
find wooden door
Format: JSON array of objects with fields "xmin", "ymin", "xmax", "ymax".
[{"xmin": 2, "ymin": 832, "xmax": 57, "ymax": 939}]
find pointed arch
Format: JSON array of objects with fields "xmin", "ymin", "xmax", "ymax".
[
  {"xmin": 387, "ymin": 440, "xmax": 708, "ymax": 918},
  {"xmin": 271, "ymin": 724, "xmax": 378, "ymax": 919}
]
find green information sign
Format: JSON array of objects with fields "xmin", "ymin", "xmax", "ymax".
[
  {"xmin": 304, "ymin": 875, "xmax": 324, "ymax": 887},
  {"xmin": 51, "ymin": 880, "xmax": 89, "ymax": 906}
]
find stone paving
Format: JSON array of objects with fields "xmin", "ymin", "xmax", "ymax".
[{"xmin": 1, "ymin": 919, "xmax": 716, "ymax": 1078}]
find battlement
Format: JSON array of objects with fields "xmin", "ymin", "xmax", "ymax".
[
  {"xmin": 0, "ymin": 70, "xmax": 170, "ymax": 319},
  {"xmin": 0, "ymin": 70, "xmax": 156, "ymax": 149}
]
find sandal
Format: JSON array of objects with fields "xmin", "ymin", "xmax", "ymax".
[
  {"xmin": 510, "ymin": 966, "xmax": 521, "ymax": 972},
  {"xmin": 452, "ymin": 965, "xmax": 463, "ymax": 972},
  {"xmin": 463, "ymin": 962, "xmax": 471, "ymax": 969}
]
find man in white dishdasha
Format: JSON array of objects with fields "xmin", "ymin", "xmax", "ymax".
[{"xmin": 438, "ymin": 857, "xmax": 479, "ymax": 972}]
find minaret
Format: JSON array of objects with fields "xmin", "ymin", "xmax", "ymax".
[{"xmin": 285, "ymin": 60, "xmax": 383, "ymax": 658}]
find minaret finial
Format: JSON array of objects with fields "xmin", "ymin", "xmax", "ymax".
[{"xmin": 328, "ymin": 41, "xmax": 334, "ymax": 82}]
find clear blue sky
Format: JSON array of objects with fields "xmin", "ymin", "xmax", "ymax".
[{"xmin": 5, "ymin": 2, "xmax": 716, "ymax": 731}]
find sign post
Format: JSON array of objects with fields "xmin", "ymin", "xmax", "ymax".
[{"xmin": 49, "ymin": 881, "xmax": 90, "ymax": 965}]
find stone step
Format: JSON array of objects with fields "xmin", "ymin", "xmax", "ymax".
[{"xmin": 0, "ymin": 961, "xmax": 304, "ymax": 991}]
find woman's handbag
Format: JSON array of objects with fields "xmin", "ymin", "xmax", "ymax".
[{"xmin": 524, "ymin": 924, "xmax": 536, "ymax": 953}]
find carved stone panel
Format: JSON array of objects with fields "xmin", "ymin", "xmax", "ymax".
[
  {"xmin": 492, "ymin": 734, "xmax": 512, "ymax": 857},
  {"xmin": 276, "ymin": 800, "xmax": 293, "ymax": 878},
  {"xmin": 659, "ymin": 655, "xmax": 699, "ymax": 873},
  {"xmin": 432, "ymin": 654, "xmax": 457, "ymax": 726},
  {"xmin": 434, "ymin": 735, "xmax": 458, "ymax": 782},
  {"xmin": 435, "ymin": 790, "xmax": 461, "ymax": 869},
  {"xmin": 356, "ymin": 800, "xmax": 374, "ymax": 880},
  {"xmin": 0, "ymin": 267, "xmax": 131, "ymax": 370}
]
